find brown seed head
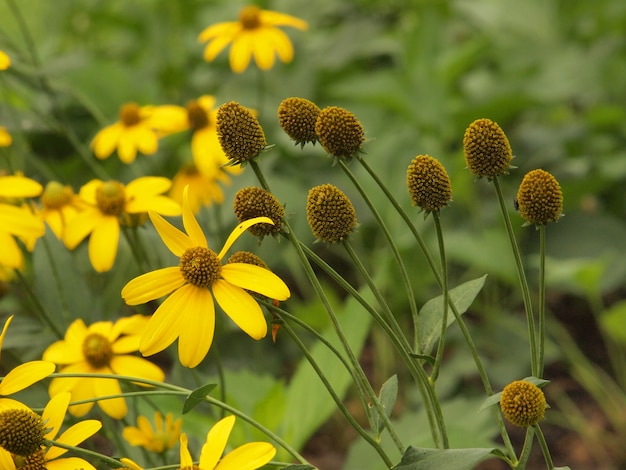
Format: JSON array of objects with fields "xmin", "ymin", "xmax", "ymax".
[
  {"xmin": 406, "ymin": 155, "xmax": 452, "ymax": 212},
  {"xmin": 463, "ymin": 118, "xmax": 513, "ymax": 178},
  {"xmin": 516, "ymin": 169, "xmax": 563, "ymax": 225},
  {"xmin": 306, "ymin": 184, "xmax": 358, "ymax": 243},
  {"xmin": 278, "ymin": 97, "xmax": 320, "ymax": 147},
  {"xmin": 216, "ymin": 101, "xmax": 267, "ymax": 164},
  {"xmin": 233, "ymin": 187, "xmax": 284, "ymax": 238},
  {"xmin": 500, "ymin": 380, "xmax": 547, "ymax": 427},
  {"xmin": 315, "ymin": 106, "xmax": 365, "ymax": 159}
]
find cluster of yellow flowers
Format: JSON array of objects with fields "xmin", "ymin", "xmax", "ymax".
[{"xmin": 0, "ymin": 4, "xmax": 307, "ymax": 469}]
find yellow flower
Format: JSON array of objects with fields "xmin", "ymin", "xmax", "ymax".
[
  {"xmin": 123, "ymin": 411, "xmax": 182, "ymax": 453},
  {"xmin": 179, "ymin": 415, "xmax": 276, "ymax": 470},
  {"xmin": 0, "ymin": 127, "xmax": 12, "ymax": 146},
  {"xmin": 64, "ymin": 177, "xmax": 181, "ymax": 272},
  {"xmin": 198, "ymin": 5, "xmax": 308, "ymax": 73},
  {"xmin": 170, "ymin": 163, "xmax": 233, "ymax": 214},
  {"xmin": 0, "ymin": 316, "xmax": 56, "ymax": 412},
  {"xmin": 0, "ymin": 50, "xmax": 9, "ymax": 70},
  {"xmin": 37, "ymin": 181, "xmax": 86, "ymax": 242},
  {"xmin": 91, "ymin": 102, "xmax": 159, "ymax": 163},
  {"xmin": 121, "ymin": 186, "xmax": 291, "ymax": 368},
  {"xmin": 0, "ymin": 392, "xmax": 101, "ymax": 470},
  {"xmin": 0, "ymin": 176, "xmax": 45, "ymax": 269},
  {"xmin": 43, "ymin": 316, "xmax": 165, "ymax": 419}
]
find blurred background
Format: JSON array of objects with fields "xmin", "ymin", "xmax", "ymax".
[{"xmin": 1, "ymin": 0, "xmax": 625, "ymax": 469}]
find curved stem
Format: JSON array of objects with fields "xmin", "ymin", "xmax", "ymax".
[
  {"xmin": 492, "ymin": 176, "xmax": 537, "ymax": 376},
  {"xmin": 45, "ymin": 438, "xmax": 124, "ymax": 468}
]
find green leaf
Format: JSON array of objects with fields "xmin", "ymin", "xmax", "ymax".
[
  {"xmin": 182, "ymin": 383, "xmax": 217, "ymax": 414},
  {"xmin": 372, "ymin": 375, "xmax": 398, "ymax": 437},
  {"xmin": 418, "ymin": 275, "xmax": 487, "ymax": 354},
  {"xmin": 599, "ymin": 300, "xmax": 626, "ymax": 345},
  {"xmin": 393, "ymin": 446, "xmax": 497, "ymax": 469}
]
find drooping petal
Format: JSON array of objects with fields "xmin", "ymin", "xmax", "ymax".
[
  {"xmin": 265, "ymin": 27, "xmax": 294, "ymax": 63},
  {"xmin": 46, "ymin": 420, "xmax": 102, "ymax": 460},
  {"xmin": 0, "ymin": 175, "xmax": 43, "ymax": 198},
  {"xmin": 139, "ymin": 285, "xmax": 196, "ymax": 357},
  {"xmin": 47, "ymin": 457, "xmax": 97, "ymax": 470},
  {"xmin": 149, "ymin": 211, "xmax": 193, "ymax": 257},
  {"xmin": 229, "ymin": 32, "xmax": 254, "ymax": 73},
  {"xmin": 176, "ymin": 287, "xmax": 215, "ymax": 368},
  {"xmin": 0, "ymin": 315, "xmax": 13, "ymax": 357},
  {"xmin": 122, "ymin": 267, "xmax": 185, "ymax": 305},
  {"xmin": 215, "ymin": 442, "xmax": 277, "ymax": 470},
  {"xmin": 64, "ymin": 208, "xmax": 101, "ymax": 250},
  {"xmin": 182, "ymin": 186, "xmax": 208, "ymax": 248},
  {"xmin": 89, "ymin": 215, "xmax": 120, "ymax": 272},
  {"xmin": 93, "ymin": 376, "xmax": 127, "ymax": 418},
  {"xmin": 110, "ymin": 355, "xmax": 164, "ymax": 382},
  {"xmin": 212, "ymin": 280, "xmax": 267, "ymax": 340},
  {"xmin": 251, "ymin": 30, "xmax": 277, "ymax": 71},
  {"xmin": 259, "ymin": 10, "xmax": 308, "ymax": 29},
  {"xmin": 42, "ymin": 392, "xmax": 71, "ymax": 440},
  {"xmin": 0, "ymin": 360, "xmax": 55, "ymax": 395},
  {"xmin": 221, "ymin": 263, "xmax": 290, "ymax": 300},
  {"xmin": 179, "ymin": 433, "xmax": 194, "ymax": 468},
  {"xmin": 203, "ymin": 34, "xmax": 235, "ymax": 62},
  {"xmin": 217, "ymin": 217, "xmax": 273, "ymax": 260},
  {"xmin": 198, "ymin": 22, "xmax": 239, "ymax": 42},
  {"xmin": 199, "ymin": 415, "xmax": 236, "ymax": 470},
  {"xmin": 91, "ymin": 124, "xmax": 122, "ymax": 160}
]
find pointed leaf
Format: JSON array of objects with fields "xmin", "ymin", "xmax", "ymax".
[
  {"xmin": 182, "ymin": 383, "xmax": 217, "ymax": 414},
  {"xmin": 392, "ymin": 446, "xmax": 497, "ymax": 470},
  {"xmin": 372, "ymin": 375, "xmax": 398, "ymax": 437},
  {"xmin": 418, "ymin": 275, "xmax": 487, "ymax": 354}
]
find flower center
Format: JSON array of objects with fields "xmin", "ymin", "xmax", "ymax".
[
  {"xmin": 0, "ymin": 409, "xmax": 46, "ymax": 456},
  {"xmin": 179, "ymin": 247, "xmax": 221, "ymax": 288},
  {"xmin": 41, "ymin": 181, "xmax": 74, "ymax": 209},
  {"xmin": 186, "ymin": 101, "xmax": 210, "ymax": 131},
  {"xmin": 96, "ymin": 181, "xmax": 126, "ymax": 216},
  {"xmin": 82, "ymin": 332, "xmax": 114, "ymax": 368},
  {"xmin": 12, "ymin": 448, "xmax": 47, "ymax": 470},
  {"xmin": 120, "ymin": 102, "xmax": 141, "ymax": 127},
  {"xmin": 239, "ymin": 6, "xmax": 261, "ymax": 29}
]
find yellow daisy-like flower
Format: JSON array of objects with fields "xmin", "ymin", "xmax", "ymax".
[
  {"xmin": 43, "ymin": 316, "xmax": 165, "ymax": 419},
  {"xmin": 123, "ymin": 411, "xmax": 182, "ymax": 454},
  {"xmin": 179, "ymin": 415, "xmax": 276, "ymax": 470},
  {"xmin": 37, "ymin": 181, "xmax": 86, "ymax": 242},
  {"xmin": 0, "ymin": 316, "xmax": 56, "ymax": 412},
  {"xmin": 64, "ymin": 177, "xmax": 181, "ymax": 272},
  {"xmin": 91, "ymin": 102, "xmax": 159, "ymax": 163},
  {"xmin": 0, "ymin": 50, "xmax": 10, "ymax": 70},
  {"xmin": 0, "ymin": 392, "xmax": 101, "ymax": 470},
  {"xmin": 198, "ymin": 5, "xmax": 308, "ymax": 73},
  {"xmin": 0, "ymin": 127, "xmax": 12, "ymax": 146},
  {"xmin": 170, "ymin": 163, "xmax": 233, "ymax": 214},
  {"xmin": 121, "ymin": 186, "xmax": 291, "ymax": 368}
]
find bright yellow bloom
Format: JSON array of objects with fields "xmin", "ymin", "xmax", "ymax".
[
  {"xmin": 0, "ymin": 127, "xmax": 11, "ymax": 146},
  {"xmin": 91, "ymin": 102, "xmax": 159, "ymax": 163},
  {"xmin": 121, "ymin": 186, "xmax": 290, "ymax": 368},
  {"xmin": 64, "ymin": 177, "xmax": 181, "ymax": 272},
  {"xmin": 180, "ymin": 415, "xmax": 276, "ymax": 470},
  {"xmin": 37, "ymin": 181, "xmax": 86, "ymax": 242},
  {"xmin": 0, "ymin": 50, "xmax": 9, "ymax": 70},
  {"xmin": 199, "ymin": 5, "xmax": 307, "ymax": 73},
  {"xmin": 0, "ymin": 392, "xmax": 101, "ymax": 470},
  {"xmin": 118, "ymin": 458, "xmax": 143, "ymax": 470},
  {"xmin": 123, "ymin": 411, "xmax": 182, "ymax": 453},
  {"xmin": 0, "ymin": 316, "xmax": 56, "ymax": 412},
  {"xmin": 0, "ymin": 175, "xmax": 45, "ymax": 269},
  {"xmin": 170, "ymin": 163, "xmax": 233, "ymax": 214},
  {"xmin": 43, "ymin": 316, "xmax": 165, "ymax": 419}
]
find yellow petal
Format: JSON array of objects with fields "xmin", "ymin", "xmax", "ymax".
[
  {"xmin": 221, "ymin": 263, "xmax": 290, "ymax": 300},
  {"xmin": 91, "ymin": 124, "xmax": 122, "ymax": 160},
  {"xmin": 110, "ymin": 355, "xmax": 164, "ymax": 382},
  {"xmin": 217, "ymin": 217, "xmax": 273, "ymax": 260},
  {"xmin": 212, "ymin": 280, "xmax": 267, "ymax": 340},
  {"xmin": 126, "ymin": 176, "xmax": 172, "ymax": 198},
  {"xmin": 119, "ymin": 458, "xmax": 143, "ymax": 470},
  {"xmin": 179, "ymin": 434, "xmax": 194, "ymax": 468},
  {"xmin": 0, "ymin": 397, "xmax": 30, "ymax": 413},
  {"xmin": 229, "ymin": 33, "xmax": 254, "ymax": 73},
  {"xmin": 64, "ymin": 208, "xmax": 101, "ymax": 249},
  {"xmin": 139, "ymin": 286, "xmax": 197, "ymax": 357},
  {"xmin": 215, "ymin": 442, "xmax": 277, "ymax": 470},
  {"xmin": 89, "ymin": 215, "xmax": 120, "ymax": 272},
  {"xmin": 177, "ymin": 287, "xmax": 215, "ymax": 368},
  {"xmin": 259, "ymin": 10, "xmax": 308, "ymax": 30},
  {"xmin": 93, "ymin": 376, "xmax": 127, "ymax": 418},
  {"xmin": 0, "ymin": 360, "xmax": 55, "ymax": 395},
  {"xmin": 149, "ymin": 210, "xmax": 193, "ymax": 257},
  {"xmin": 0, "ymin": 203, "xmax": 45, "ymax": 238},
  {"xmin": 149, "ymin": 105, "xmax": 189, "ymax": 134},
  {"xmin": 122, "ymin": 267, "xmax": 185, "ymax": 305},
  {"xmin": 42, "ymin": 392, "xmax": 71, "ymax": 440},
  {"xmin": 264, "ymin": 27, "xmax": 294, "ymax": 62},
  {"xmin": 0, "ymin": 232, "xmax": 23, "ymax": 269},
  {"xmin": 182, "ymin": 186, "xmax": 208, "ymax": 248},
  {"xmin": 0, "ymin": 315, "xmax": 13, "ymax": 361},
  {"xmin": 203, "ymin": 34, "xmax": 235, "ymax": 62},
  {"xmin": 46, "ymin": 457, "xmax": 97, "ymax": 470},
  {"xmin": 132, "ymin": 126, "xmax": 159, "ymax": 156},
  {"xmin": 127, "ymin": 195, "xmax": 181, "ymax": 217},
  {"xmin": 198, "ymin": 22, "xmax": 239, "ymax": 42},
  {"xmin": 0, "ymin": 448, "xmax": 16, "ymax": 470},
  {"xmin": 199, "ymin": 415, "xmax": 235, "ymax": 470},
  {"xmin": 46, "ymin": 420, "xmax": 102, "ymax": 460},
  {"xmin": 0, "ymin": 175, "xmax": 43, "ymax": 198},
  {"xmin": 0, "ymin": 127, "xmax": 12, "ymax": 147}
]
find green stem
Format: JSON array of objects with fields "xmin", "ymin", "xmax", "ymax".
[
  {"xmin": 430, "ymin": 212, "xmax": 448, "ymax": 382},
  {"xmin": 533, "ymin": 425, "xmax": 555, "ymax": 469},
  {"xmin": 45, "ymin": 438, "xmax": 124, "ymax": 468},
  {"xmin": 271, "ymin": 305, "xmax": 394, "ymax": 467},
  {"xmin": 493, "ymin": 176, "xmax": 537, "ymax": 376},
  {"xmin": 338, "ymin": 159, "xmax": 420, "ymax": 347},
  {"xmin": 538, "ymin": 225, "xmax": 546, "ymax": 378},
  {"xmin": 516, "ymin": 427, "xmax": 535, "ymax": 470},
  {"xmin": 14, "ymin": 270, "xmax": 64, "ymax": 338}
]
